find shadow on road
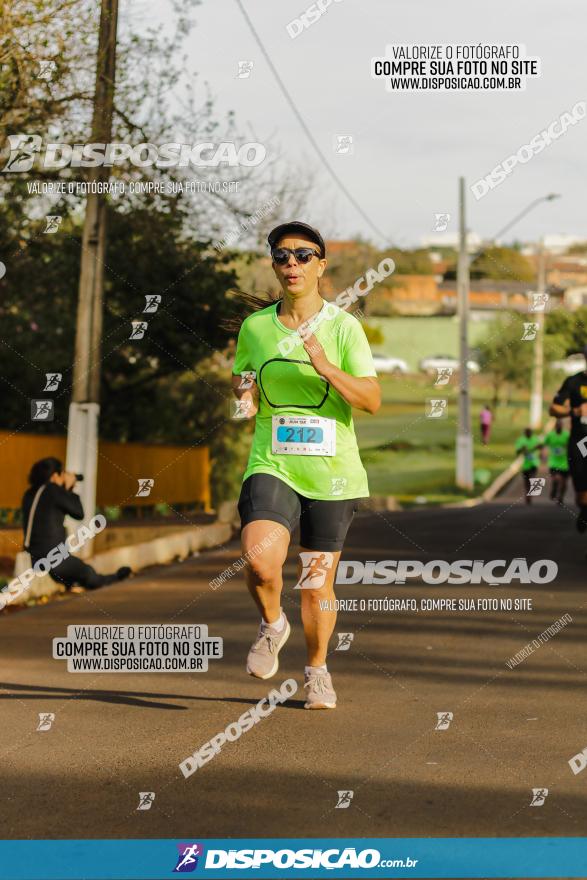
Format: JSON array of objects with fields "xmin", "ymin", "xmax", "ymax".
[{"xmin": 0, "ymin": 681, "xmax": 305, "ymax": 711}]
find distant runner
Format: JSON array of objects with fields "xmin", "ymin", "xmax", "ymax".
[
  {"xmin": 543, "ymin": 419, "xmax": 570, "ymax": 503},
  {"xmin": 515, "ymin": 428, "xmax": 543, "ymax": 504},
  {"xmin": 549, "ymin": 346, "xmax": 587, "ymax": 530},
  {"xmin": 231, "ymin": 221, "xmax": 381, "ymax": 709},
  {"xmin": 479, "ymin": 404, "xmax": 493, "ymax": 445}
]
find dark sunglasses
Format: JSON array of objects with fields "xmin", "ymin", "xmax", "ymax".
[{"xmin": 271, "ymin": 247, "xmax": 322, "ymax": 265}]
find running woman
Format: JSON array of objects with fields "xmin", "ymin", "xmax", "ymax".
[
  {"xmin": 549, "ymin": 346, "xmax": 587, "ymax": 530},
  {"xmin": 231, "ymin": 221, "xmax": 380, "ymax": 709},
  {"xmin": 543, "ymin": 419, "xmax": 570, "ymax": 503},
  {"xmin": 514, "ymin": 428, "xmax": 543, "ymax": 504}
]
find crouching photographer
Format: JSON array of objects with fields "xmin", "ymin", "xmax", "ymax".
[{"xmin": 21, "ymin": 457, "xmax": 132, "ymax": 592}]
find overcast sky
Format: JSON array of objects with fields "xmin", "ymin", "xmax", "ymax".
[{"xmin": 125, "ymin": 0, "xmax": 587, "ymax": 248}]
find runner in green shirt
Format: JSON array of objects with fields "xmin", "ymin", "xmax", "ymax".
[
  {"xmin": 543, "ymin": 419, "xmax": 570, "ymax": 503},
  {"xmin": 515, "ymin": 428, "xmax": 544, "ymax": 505},
  {"xmin": 231, "ymin": 221, "xmax": 381, "ymax": 709}
]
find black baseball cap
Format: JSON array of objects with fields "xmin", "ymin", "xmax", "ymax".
[{"xmin": 267, "ymin": 221, "xmax": 326, "ymax": 258}]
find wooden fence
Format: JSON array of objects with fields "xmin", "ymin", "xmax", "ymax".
[{"xmin": 0, "ymin": 431, "xmax": 210, "ymax": 511}]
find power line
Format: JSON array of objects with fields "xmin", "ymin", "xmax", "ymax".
[{"xmin": 234, "ymin": 0, "xmax": 391, "ymax": 245}]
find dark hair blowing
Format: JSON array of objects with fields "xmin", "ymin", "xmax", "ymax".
[
  {"xmin": 28, "ymin": 457, "xmax": 63, "ymax": 487},
  {"xmin": 221, "ymin": 289, "xmax": 282, "ymax": 334}
]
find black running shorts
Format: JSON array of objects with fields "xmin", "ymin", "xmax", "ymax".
[
  {"xmin": 522, "ymin": 467, "xmax": 538, "ymax": 481},
  {"xmin": 568, "ymin": 440, "xmax": 587, "ymax": 492},
  {"xmin": 238, "ymin": 473, "xmax": 360, "ymax": 551}
]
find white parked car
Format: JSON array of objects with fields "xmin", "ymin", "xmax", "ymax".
[
  {"xmin": 419, "ymin": 354, "xmax": 480, "ymax": 375},
  {"xmin": 372, "ymin": 354, "xmax": 409, "ymax": 375},
  {"xmin": 551, "ymin": 354, "xmax": 585, "ymax": 375}
]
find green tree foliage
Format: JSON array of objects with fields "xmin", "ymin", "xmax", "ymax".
[
  {"xmin": 0, "ymin": 0, "xmax": 98, "ymax": 134},
  {"xmin": 566, "ymin": 242, "xmax": 587, "ymax": 255},
  {"xmin": 1, "ymin": 0, "xmax": 300, "ymax": 503},
  {"xmin": 361, "ymin": 322, "xmax": 384, "ymax": 346},
  {"xmin": 324, "ymin": 242, "xmax": 434, "ymax": 298},
  {"xmin": 545, "ymin": 306, "xmax": 587, "ymax": 355},
  {"xmin": 477, "ymin": 312, "xmax": 566, "ymax": 407},
  {"xmin": 0, "ymin": 203, "xmax": 238, "ymax": 434},
  {"xmin": 469, "ymin": 247, "xmax": 535, "ymax": 282},
  {"xmin": 381, "ymin": 248, "xmax": 435, "ymax": 275}
]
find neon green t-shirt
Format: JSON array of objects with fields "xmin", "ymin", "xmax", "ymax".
[
  {"xmin": 515, "ymin": 434, "xmax": 542, "ymax": 472},
  {"xmin": 543, "ymin": 429, "xmax": 570, "ymax": 471},
  {"xmin": 232, "ymin": 300, "xmax": 376, "ymax": 500}
]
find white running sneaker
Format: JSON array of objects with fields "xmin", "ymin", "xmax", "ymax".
[
  {"xmin": 246, "ymin": 613, "xmax": 291, "ymax": 680},
  {"xmin": 304, "ymin": 669, "xmax": 337, "ymax": 709}
]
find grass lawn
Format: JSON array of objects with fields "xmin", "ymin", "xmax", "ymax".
[
  {"xmin": 365, "ymin": 315, "xmax": 492, "ymax": 371},
  {"xmin": 354, "ymin": 373, "xmax": 553, "ymax": 505}
]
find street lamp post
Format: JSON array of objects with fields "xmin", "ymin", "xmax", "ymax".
[
  {"xmin": 529, "ymin": 240, "xmax": 547, "ymax": 428},
  {"xmin": 491, "ymin": 194, "xmax": 560, "ymax": 245},
  {"xmin": 454, "ymin": 190, "xmax": 559, "ymax": 490}
]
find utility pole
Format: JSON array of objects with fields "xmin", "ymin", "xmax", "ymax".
[
  {"xmin": 65, "ymin": 0, "xmax": 118, "ymax": 555},
  {"xmin": 529, "ymin": 240, "xmax": 547, "ymax": 429},
  {"xmin": 456, "ymin": 177, "xmax": 474, "ymax": 490}
]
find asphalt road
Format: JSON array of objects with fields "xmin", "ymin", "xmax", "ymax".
[{"xmin": 2, "ymin": 468, "xmax": 587, "ymax": 844}]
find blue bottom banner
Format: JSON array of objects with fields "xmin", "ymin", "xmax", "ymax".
[{"xmin": 0, "ymin": 837, "xmax": 586, "ymax": 879}]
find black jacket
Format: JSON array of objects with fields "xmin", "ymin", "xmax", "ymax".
[
  {"xmin": 553, "ymin": 371, "xmax": 587, "ymax": 439},
  {"xmin": 21, "ymin": 482, "xmax": 84, "ymax": 558}
]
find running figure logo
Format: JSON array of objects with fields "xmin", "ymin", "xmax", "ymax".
[
  {"xmin": 143, "ymin": 295, "xmax": 161, "ymax": 313},
  {"xmin": 43, "ymin": 373, "xmax": 62, "ymax": 391},
  {"xmin": 435, "ymin": 711, "xmax": 453, "ymax": 730},
  {"xmin": 232, "ymin": 398, "xmax": 253, "ymax": 420},
  {"xmin": 335, "ymin": 790, "xmax": 354, "ymax": 809},
  {"xmin": 37, "ymin": 61, "xmax": 57, "ymax": 81},
  {"xmin": 2, "ymin": 134, "xmax": 42, "ymax": 172},
  {"xmin": 330, "ymin": 477, "xmax": 347, "ymax": 496},
  {"xmin": 43, "ymin": 215, "xmax": 62, "ymax": 233},
  {"xmin": 237, "ymin": 61, "xmax": 254, "ymax": 78},
  {"xmin": 173, "ymin": 843, "xmax": 204, "ymax": 873},
  {"xmin": 528, "ymin": 293, "xmax": 549, "ymax": 312},
  {"xmin": 434, "ymin": 367, "xmax": 453, "ymax": 386},
  {"xmin": 522, "ymin": 322, "xmax": 539, "ymax": 341},
  {"xmin": 130, "ymin": 321, "xmax": 148, "ymax": 340},
  {"xmin": 334, "ymin": 135, "xmax": 353, "ymax": 155},
  {"xmin": 36, "ymin": 713, "xmax": 55, "ymax": 732},
  {"xmin": 426, "ymin": 399, "xmax": 448, "ymax": 419},
  {"xmin": 31, "ymin": 400, "xmax": 54, "ymax": 421},
  {"xmin": 137, "ymin": 792, "xmax": 155, "ymax": 811},
  {"xmin": 294, "ymin": 551, "xmax": 334, "ymax": 590},
  {"xmin": 335, "ymin": 632, "xmax": 354, "ymax": 651},
  {"xmin": 238, "ymin": 371, "xmax": 256, "ymax": 391},
  {"xmin": 432, "ymin": 213, "xmax": 450, "ymax": 232},
  {"xmin": 527, "ymin": 477, "xmax": 545, "ymax": 496},
  {"xmin": 530, "ymin": 788, "xmax": 548, "ymax": 806}
]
